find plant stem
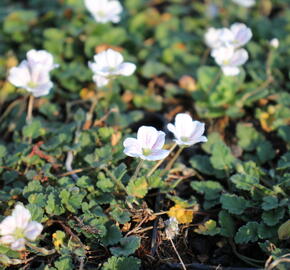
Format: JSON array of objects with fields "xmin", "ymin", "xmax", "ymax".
[
  {"xmin": 131, "ymin": 159, "xmax": 144, "ymax": 181},
  {"xmin": 26, "ymin": 95, "xmax": 34, "ymax": 124},
  {"xmin": 169, "ymin": 238, "xmax": 187, "ymax": 270},
  {"xmin": 103, "ymin": 167, "xmax": 127, "ymax": 194},
  {"xmin": 147, "ymin": 143, "xmax": 177, "ymax": 177},
  {"xmin": 230, "ymin": 239, "xmax": 264, "ymax": 267},
  {"xmin": 26, "ymin": 242, "xmax": 55, "ymax": 256},
  {"xmin": 164, "ymin": 146, "xmax": 184, "ymax": 173}
]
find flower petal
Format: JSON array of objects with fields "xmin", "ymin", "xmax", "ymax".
[
  {"xmin": 222, "ymin": 66, "xmax": 240, "ymax": 76},
  {"xmin": 8, "ymin": 62, "xmax": 31, "ymax": 88},
  {"xmin": 152, "ymin": 131, "xmax": 166, "ymax": 150},
  {"xmin": 0, "ymin": 235, "xmax": 16, "ymax": 244},
  {"xmin": 0, "ymin": 216, "xmax": 17, "ymax": 235},
  {"xmin": 145, "ymin": 149, "xmax": 170, "ymax": 161},
  {"xmin": 10, "ymin": 238, "xmax": 26, "ymax": 251},
  {"xmin": 123, "ymin": 138, "xmax": 142, "ymax": 157},
  {"xmin": 11, "ymin": 205, "xmax": 31, "ymax": 229},
  {"xmin": 24, "ymin": 221, "xmax": 43, "ymax": 241},
  {"xmin": 137, "ymin": 126, "xmax": 159, "ymax": 149},
  {"xmin": 117, "ymin": 62, "xmax": 136, "ymax": 76},
  {"xmin": 175, "ymin": 113, "xmax": 196, "ymax": 138}
]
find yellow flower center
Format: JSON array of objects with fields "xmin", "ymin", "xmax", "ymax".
[
  {"xmin": 181, "ymin": 136, "xmax": 189, "ymax": 142},
  {"xmin": 27, "ymin": 81, "xmax": 37, "ymax": 88},
  {"xmin": 142, "ymin": 148, "xmax": 152, "ymax": 156},
  {"xmin": 13, "ymin": 227, "xmax": 25, "ymax": 239}
]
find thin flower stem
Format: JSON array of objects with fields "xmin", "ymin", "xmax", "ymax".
[
  {"xmin": 164, "ymin": 146, "xmax": 184, "ymax": 173},
  {"xmin": 147, "ymin": 143, "xmax": 178, "ymax": 177},
  {"xmin": 26, "ymin": 242, "xmax": 55, "ymax": 256},
  {"xmin": 169, "ymin": 238, "xmax": 187, "ymax": 270},
  {"xmin": 103, "ymin": 167, "xmax": 127, "ymax": 194},
  {"xmin": 26, "ymin": 95, "xmax": 34, "ymax": 124},
  {"xmin": 131, "ymin": 159, "xmax": 144, "ymax": 181}
]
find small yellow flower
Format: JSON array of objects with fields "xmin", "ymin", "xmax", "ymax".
[{"xmin": 168, "ymin": 204, "xmax": 194, "ymax": 224}]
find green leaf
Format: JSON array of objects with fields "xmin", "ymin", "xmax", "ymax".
[
  {"xmin": 210, "ymin": 142, "xmax": 235, "ymax": 171},
  {"xmin": 22, "ymin": 120, "xmax": 44, "ymax": 139},
  {"xmin": 235, "ymin": 222, "xmax": 259, "ymax": 244},
  {"xmin": 220, "ymin": 194, "xmax": 250, "ymax": 215},
  {"xmin": 26, "ymin": 204, "xmax": 45, "ymax": 223},
  {"xmin": 262, "ymin": 196, "xmax": 279, "ymax": 211},
  {"xmin": 102, "ymin": 256, "xmax": 141, "ymax": 270},
  {"xmin": 110, "ymin": 236, "xmax": 140, "ymax": 256},
  {"xmin": 141, "ymin": 61, "xmax": 168, "ymax": 78},
  {"xmin": 197, "ymin": 66, "xmax": 220, "ymax": 93},
  {"xmin": 236, "ymin": 123, "xmax": 263, "ymax": 151},
  {"xmin": 110, "ymin": 207, "xmax": 131, "ymax": 224},
  {"xmin": 219, "ymin": 210, "xmax": 235, "ymax": 237},
  {"xmin": 190, "ymin": 180, "xmax": 223, "ymax": 200},
  {"xmin": 60, "ymin": 188, "xmax": 86, "ymax": 213},
  {"xmin": 278, "ymin": 125, "xmax": 290, "ymax": 143},
  {"xmin": 54, "ymin": 256, "xmax": 73, "ymax": 270},
  {"xmin": 256, "ymin": 140, "xmax": 275, "ymax": 163},
  {"xmin": 258, "ymin": 223, "xmax": 278, "ymax": 239},
  {"xmin": 101, "ymin": 223, "xmax": 122, "ymax": 246},
  {"xmin": 278, "ymin": 220, "xmax": 290, "ymax": 240},
  {"xmin": 277, "ymin": 152, "xmax": 290, "ymax": 170},
  {"xmin": 127, "ymin": 177, "xmax": 148, "ymax": 198},
  {"xmin": 262, "ymin": 208, "xmax": 285, "ymax": 226},
  {"xmin": 45, "ymin": 192, "xmax": 65, "ymax": 216},
  {"xmin": 0, "ymin": 145, "xmax": 7, "ymax": 159},
  {"xmin": 194, "ymin": 220, "xmax": 220, "ymax": 236}
]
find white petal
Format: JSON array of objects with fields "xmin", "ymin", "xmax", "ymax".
[
  {"xmin": 11, "ymin": 205, "xmax": 31, "ymax": 229},
  {"xmin": 232, "ymin": 0, "xmax": 256, "ymax": 8},
  {"xmin": 230, "ymin": 49, "xmax": 249, "ymax": 66},
  {"xmin": 123, "ymin": 138, "xmax": 142, "ymax": 157},
  {"xmin": 27, "ymin": 49, "xmax": 56, "ymax": 71},
  {"xmin": 0, "ymin": 235, "xmax": 16, "ymax": 244},
  {"xmin": 92, "ymin": 74, "xmax": 110, "ymax": 88},
  {"xmin": 230, "ymin": 23, "xmax": 252, "ymax": 47},
  {"xmin": 190, "ymin": 122, "xmax": 205, "ymax": 140},
  {"xmin": 167, "ymin": 123, "xmax": 176, "ymax": 135},
  {"xmin": 31, "ymin": 81, "xmax": 53, "ymax": 97},
  {"xmin": 8, "ymin": 63, "xmax": 31, "ymax": 87},
  {"xmin": 117, "ymin": 62, "xmax": 136, "ymax": 76},
  {"xmin": 175, "ymin": 113, "xmax": 195, "ymax": 138},
  {"xmin": 152, "ymin": 131, "xmax": 166, "ymax": 150},
  {"xmin": 137, "ymin": 126, "xmax": 159, "ymax": 149},
  {"xmin": 24, "ymin": 221, "xmax": 43, "ymax": 241},
  {"xmin": 222, "ymin": 66, "xmax": 240, "ymax": 76},
  {"xmin": 145, "ymin": 149, "xmax": 170, "ymax": 161},
  {"xmin": 106, "ymin": 49, "xmax": 124, "ymax": 68},
  {"xmin": 10, "ymin": 238, "xmax": 26, "ymax": 251},
  {"xmin": 0, "ymin": 216, "xmax": 17, "ymax": 235}
]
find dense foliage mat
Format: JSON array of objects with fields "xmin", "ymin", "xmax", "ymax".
[{"xmin": 0, "ymin": 0, "xmax": 289, "ymax": 269}]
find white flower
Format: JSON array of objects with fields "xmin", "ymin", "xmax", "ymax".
[
  {"xmin": 85, "ymin": 0, "xmax": 123, "ymax": 24},
  {"xmin": 8, "ymin": 49, "xmax": 57, "ymax": 97},
  {"xmin": 167, "ymin": 113, "xmax": 207, "ymax": 147},
  {"xmin": 123, "ymin": 126, "xmax": 170, "ymax": 161},
  {"xmin": 270, "ymin": 38, "xmax": 279, "ymax": 49},
  {"xmin": 205, "ymin": 23, "xmax": 252, "ymax": 50},
  {"xmin": 26, "ymin": 49, "xmax": 59, "ymax": 72},
  {"xmin": 204, "ymin": 28, "xmax": 225, "ymax": 49},
  {"xmin": 226, "ymin": 23, "xmax": 253, "ymax": 48},
  {"xmin": 232, "ymin": 0, "xmax": 256, "ymax": 8},
  {"xmin": 92, "ymin": 74, "xmax": 110, "ymax": 88},
  {"xmin": 0, "ymin": 205, "xmax": 43, "ymax": 251},
  {"xmin": 89, "ymin": 49, "xmax": 136, "ymax": 87},
  {"xmin": 165, "ymin": 217, "xmax": 179, "ymax": 240},
  {"xmin": 211, "ymin": 46, "xmax": 249, "ymax": 76}
]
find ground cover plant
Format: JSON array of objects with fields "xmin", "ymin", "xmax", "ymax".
[{"xmin": 0, "ymin": 0, "xmax": 290, "ymax": 269}]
